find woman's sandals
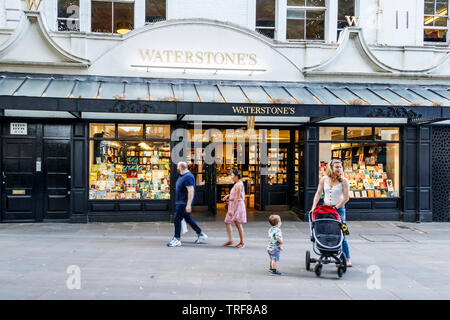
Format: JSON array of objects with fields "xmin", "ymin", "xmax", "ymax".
[{"xmin": 234, "ymin": 242, "xmax": 245, "ymax": 248}]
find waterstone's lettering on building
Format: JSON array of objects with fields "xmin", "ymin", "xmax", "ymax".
[
  {"xmin": 232, "ymin": 106, "xmax": 295, "ymax": 115},
  {"xmin": 139, "ymin": 49, "xmax": 257, "ymax": 66}
]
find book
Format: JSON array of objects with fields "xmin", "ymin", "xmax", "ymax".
[
  {"xmin": 362, "ymin": 190, "xmax": 368, "ymax": 198},
  {"xmin": 349, "ymin": 190, "xmax": 355, "ymax": 198},
  {"xmin": 367, "ymin": 189, "xmax": 375, "ymax": 198},
  {"xmin": 354, "ymin": 191, "xmax": 361, "ymax": 198},
  {"xmin": 374, "ymin": 190, "xmax": 382, "ymax": 198},
  {"xmin": 386, "ymin": 179, "xmax": 394, "ymax": 192}
]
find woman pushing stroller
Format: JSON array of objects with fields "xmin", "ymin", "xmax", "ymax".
[{"xmin": 311, "ymin": 159, "xmax": 352, "ymax": 267}]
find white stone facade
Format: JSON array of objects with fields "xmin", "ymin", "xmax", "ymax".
[{"xmin": 0, "ymin": 0, "xmax": 448, "ymax": 84}]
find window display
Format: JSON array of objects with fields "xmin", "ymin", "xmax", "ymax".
[
  {"xmin": 319, "ymin": 127, "xmax": 400, "ymax": 199},
  {"xmin": 89, "ymin": 124, "xmax": 170, "ymax": 200}
]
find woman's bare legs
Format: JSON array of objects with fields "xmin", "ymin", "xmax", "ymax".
[
  {"xmin": 234, "ymin": 222, "xmax": 244, "ymax": 248},
  {"xmin": 222, "ymin": 223, "xmax": 233, "ymax": 246}
]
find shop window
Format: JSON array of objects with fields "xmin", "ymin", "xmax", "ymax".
[
  {"xmin": 287, "ymin": 0, "xmax": 325, "ymax": 41},
  {"xmin": 91, "ymin": 0, "xmax": 134, "ymax": 34},
  {"xmin": 375, "ymin": 127, "xmax": 400, "ymax": 141},
  {"xmin": 347, "ymin": 127, "xmax": 372, "ymax": 140},
  {"xmin": 146, "ymin": 0, "xmax": 166, "ymax": 23},
  {"xmin": 256, "ymin": 0, "xmax": 276, "ymax": 39},
  {"xmin": 58, "ymin": 0, "xmax": 80, "ymax": 31},
  {"xmin": 118, "ymin": 124, "xmax": 143, "ymax": 138},
  {"xmin": 319, "ymin": 127, "xmax": 400, "ymax": 199},
  {"xmin": 89, "ymin": 124, "xmax": 170, "ymax": 200},
  {"xmin": 146, "ymin": 124, "xmax": 170, "ymax": 139},
  {"xmin": 90, "ymin": 123, "xmax": 116, "ymax": 138},
  {"xmin": 319, "ymin": 127, "xmax": 345, "ymax": 141},
  {"xmin": 337, "ymin": 0, "xmax": 355, "ymax": 39},
  {"xmin": 424, "ymin": 0, "xmax": 449, "ymax": 43}
]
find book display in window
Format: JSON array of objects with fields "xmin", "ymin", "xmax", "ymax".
[
  {"xmin": 320, "ymin": 143, "xmax": 398, "ymax": 198},
  {"xmin": 89, "ymin": 141, "xmax": 170, "ymax": 200},
  {"xmin": 268, "ymin": 146, "xmax": 288, "ymax": 185}
]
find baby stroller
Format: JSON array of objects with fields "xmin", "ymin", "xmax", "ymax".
[{"xmin": 305, "ymin": 205, "xmax": 347, "ymax": 278}]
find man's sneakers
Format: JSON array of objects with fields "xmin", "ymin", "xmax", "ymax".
[
  {"xmin": 194, "ymin": 232, "xmax": 208, "ymax": 244},
  {"xmin": 167, "ymin": 237, "xmax": 181, "ymax": 247}
]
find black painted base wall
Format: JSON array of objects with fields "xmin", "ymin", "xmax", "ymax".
[{"xmin": 432, "ymin": 126, "xmax": 450, "ymax": 222}]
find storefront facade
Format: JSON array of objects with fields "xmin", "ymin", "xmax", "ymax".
[{"xmin": 0, "ymin": 1, "xmax": 449, "ymax": 222}]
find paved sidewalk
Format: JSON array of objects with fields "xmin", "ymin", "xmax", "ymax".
[{"xmin": 0, "ymin": 212, "xmax": 449, "ymax": 300}]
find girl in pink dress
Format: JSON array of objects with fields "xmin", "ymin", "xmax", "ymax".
[{"xmin": 222, "ymin": 170, "xmax": 247, "ymax": 248}]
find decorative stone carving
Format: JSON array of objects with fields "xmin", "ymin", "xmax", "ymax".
[
  {"xmin": 367, "ymin": 107, "xmax": 422, "ymax": 119},
  {"xmin": 110, "ymin": 101, "xmax": 154, "ymax": 113}
]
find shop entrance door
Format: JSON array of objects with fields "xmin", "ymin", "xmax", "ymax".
[
  {"xmin": 42, "ymin": 134, "xmax": 71, "ymax": 220},
  {"xmin": 1, "ymin": 124, "xmax": 71, "ymax": 222}
]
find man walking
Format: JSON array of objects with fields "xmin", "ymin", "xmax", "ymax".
[{"xmin": 167, "ymin": 161, "xmax": 208, "ymax": 247}]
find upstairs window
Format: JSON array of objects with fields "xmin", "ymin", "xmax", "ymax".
[
  {"xmin": 337, "ymin": 0, "xmax": 355, "ymax": 39},
  {"xmin": 286, "ymin": 0, "xmax": 326, "ymax": 41},
  {"xmin": 58, "ymin": 0, "xmax": 80, "ymax": 31},
  {"xmin": 256, "ymin": 0, "xmax": 276, "ymax": 39},
  {"xmin": 91, "ymin": 0, "xmax": 134, "ymax": 34},
  {"xmin": 146, "ymin": 0, "xmax": 166, "ymax": 23},
  {"xmin": 424, "ymin": 0, "xmax": 449, "ymax": 42}
]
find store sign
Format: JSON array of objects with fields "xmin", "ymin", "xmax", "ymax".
[
  {"xmin": 231, "ymin": 106, "xmax": 295, "ymax": 115},
  {"xmin": 138, "ymin": 49, "xmax": 257, "ymax": 67},
  {"xmin": 25, "ymin": 0, "xmax": 42, "ymax": 10},
  {"xmin": 10, "ymin": 123, "xmax": 27, "ymax": 135}
]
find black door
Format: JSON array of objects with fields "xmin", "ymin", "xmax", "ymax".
[
  {"xmin": 1, "ymin": 123, "xmax": 72, "ymax": 222},
  {"xmin": 2, "ymin": 138, "xmax": 37, "ymax": 221},
  {"xmin": 43, "ymin": 138, "xmax": 71, "ymax": 219}
]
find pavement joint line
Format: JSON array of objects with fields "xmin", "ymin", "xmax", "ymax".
[{"xmin": 0, "ymin": 234, "xmax": 448, "ymax": 245}]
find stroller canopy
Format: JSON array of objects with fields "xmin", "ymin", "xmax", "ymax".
[{"xmin": 312, "ymin": 205, "xmax": 343, "ymax": 250}]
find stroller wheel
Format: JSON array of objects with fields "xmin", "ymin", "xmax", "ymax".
[
  {"xmin": 340, "ymin": 254, "xmax": 347, "ymax": 273},
  {"xmin": 337, "ymin": 267, "xmax": 344, "ymax": 278},
  {"xmin": 306, "ymin": 251, "xmax": 311, "ymax": 271},
  {"xmin": 314, "ymin": 264, "xmax": 322, "ymax": 277}
]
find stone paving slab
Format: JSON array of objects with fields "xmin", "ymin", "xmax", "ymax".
[{"xmin": 0, "ymin": 216, "xmax": 449, "ymax": 300}]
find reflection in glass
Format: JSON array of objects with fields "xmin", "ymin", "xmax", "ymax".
[
  {"xmin": 146, "ymin": 125, "xmax": 170, "ymax": 139},
  {"xmin": 118, "ymin": 124, "xmax": 143, "ymax": 139},
  {"xmin": 319, "ymin": 127, "xmax": 345, "ymax": 141},
  {"xmin": 287, "ymin": 8, "xmax": 324, "ymax": 40},
  {"xmin": 256, "ymin": 0, "xmax": 276, "ymax": 39},
  {"xmin": 347, "ymin": 127, "xmax": 372, "ymax": 140},
  {"xmin": 424, "ymin": 0, "xmax": 449, "ymax": 42},
  {"xmin": 337, "ymin": 0, "xmax": 355, "ymax": 38},
  {"xmin": 58, "ymin": 0, "xmax": 80, "ymax": 31},
  {"xmin": 90, "ymin": 123, "xmax": 115, "ymax": 138},
  {"xmin": 375, "ymin": 127, "xmax": 400, "ymax": 141},
  {"xmin": 91, "ymin": 0, "xmax": 134, "ymax": 34},
  {"xmin": 146, "ymin": 0, "xmax": 166, "ymax": 23}
]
